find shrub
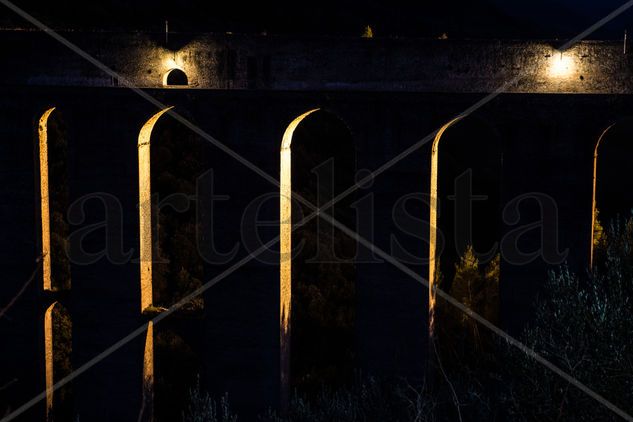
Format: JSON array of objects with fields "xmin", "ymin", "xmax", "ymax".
[
  {"xmin": 182, "ymin": 378, "xmax": 237, "ymax": 422},
  {"xmin": 261, "ymin": 377, "xmax": 436, "ymax": 422},
  {"xmin": 503, "ymin": 217, "xmax": 633, "ymax": 420}
]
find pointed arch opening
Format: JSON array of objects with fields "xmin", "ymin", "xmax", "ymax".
[
  {"xmin": 137, "ymin": 107, "xmax": 206, "ymax": 420},
  {"xmin": 138, "ymin": 107, "xmax": 206, "ymax": 312},
  {"xmin": 37, "ymin": 107, "xmax": 71, "ymax": 292},
  {"xmin": 138, "ymin": 107, "xmax": 173, "ymax": 312},
  {"xmin": 280, "ymin": 109, "xmax": 357, "ymax": 404},
  {"xmin": 44, "ymin": 302, "xmax": 72, "ymax": 421},
  {"xmin": 591, "ymin": 118, "xmax": 633, "ymax": 266},
  {"xmin": 429, "ymin": 116, "xmax": 503, "ymax": 368}
]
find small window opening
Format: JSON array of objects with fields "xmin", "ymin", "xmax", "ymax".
[{"xmin": 164, "ymin": 68, "xmax": 188, "ymax": 86}]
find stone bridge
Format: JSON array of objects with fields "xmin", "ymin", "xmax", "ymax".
[{"xmin": 1, "ymin": 29, "xmax": 633, "ymax": 420}]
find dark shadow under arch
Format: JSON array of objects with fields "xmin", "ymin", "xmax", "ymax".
[
  {"xmin": 150, "ymin": 110, "xmax": 207, "ymax": 311},
  {"xmin": 163, "ymin": 68, "xmax": 188, "ymax": 86},
  {"xmin": 137, "ymin": 107, "xmax": 207, "ymax": 422},
  {"xmin": 154, "ymin": 325, "xmax": 202, "ymax": 422},
  {"xmin": 429, "ymin": 115, "xmax": 503, "ymax": 367},
  {"xmin": 279, "ymin": 108, "xmax": 357, "ymax": 404},
  {"xmin": 591, "ymin": 117, "xmax": 633, "ymax": 265},
  {"xmin": 37, "ymin": 107, "xmax": 71, "ymax": 292}
]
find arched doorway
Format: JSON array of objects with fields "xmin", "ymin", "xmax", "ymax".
[
  {"xmin": 137, "ymin": 107, "xmax": 206, "ymax": 421},
  {"xmin": 429, "ymin": 116, "xmax": 502, "ymax": 367},
  {"xmin": 163, "ymin": 69, "xmax": 188, "ymax": 87},
  {"xmin": 591, "ymin": 118, "xmax": 633, "ymax": 266},
  {"xmin": 279, "ymin": 109, "xmax": 357, "ymax": 405}
]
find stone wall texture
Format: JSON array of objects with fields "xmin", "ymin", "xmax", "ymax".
[{"xmin": 2, "ymin": 29, "xmax": 633, "ymax": 93}]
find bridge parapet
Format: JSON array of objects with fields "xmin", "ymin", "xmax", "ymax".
[{"xmin": 1, "ymin": 29, "xmax": 631, "ymax": 93}]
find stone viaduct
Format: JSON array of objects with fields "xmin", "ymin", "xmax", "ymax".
[{"xmin": 2, "ymin": 29, "xmax": 633, "ymax": 420}]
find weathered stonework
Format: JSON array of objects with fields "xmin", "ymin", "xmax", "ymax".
[{"xmin": 2, "ymin": 29, "xmax": 633, "ymax": 93}]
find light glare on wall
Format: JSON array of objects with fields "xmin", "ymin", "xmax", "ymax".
[
  {"xmin": 161, "ymin": 55, "xmax": 189, "ymax": 86},
  {"xmin": 163, "ymin": 57, "xmax": 179, "ymax": 70},
  {"xmin": 549, "ymin": 53, "xmax": 575, "ymax": 78}
]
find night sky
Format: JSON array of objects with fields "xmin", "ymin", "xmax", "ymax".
[{"xmin": 1, "ymin": 0, "xmax": 633, "ymax": 39}]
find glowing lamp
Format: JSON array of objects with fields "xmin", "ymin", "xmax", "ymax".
[{"xmin": 549, "ymin": 53, "xmax": 575, "ymax": 78}]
